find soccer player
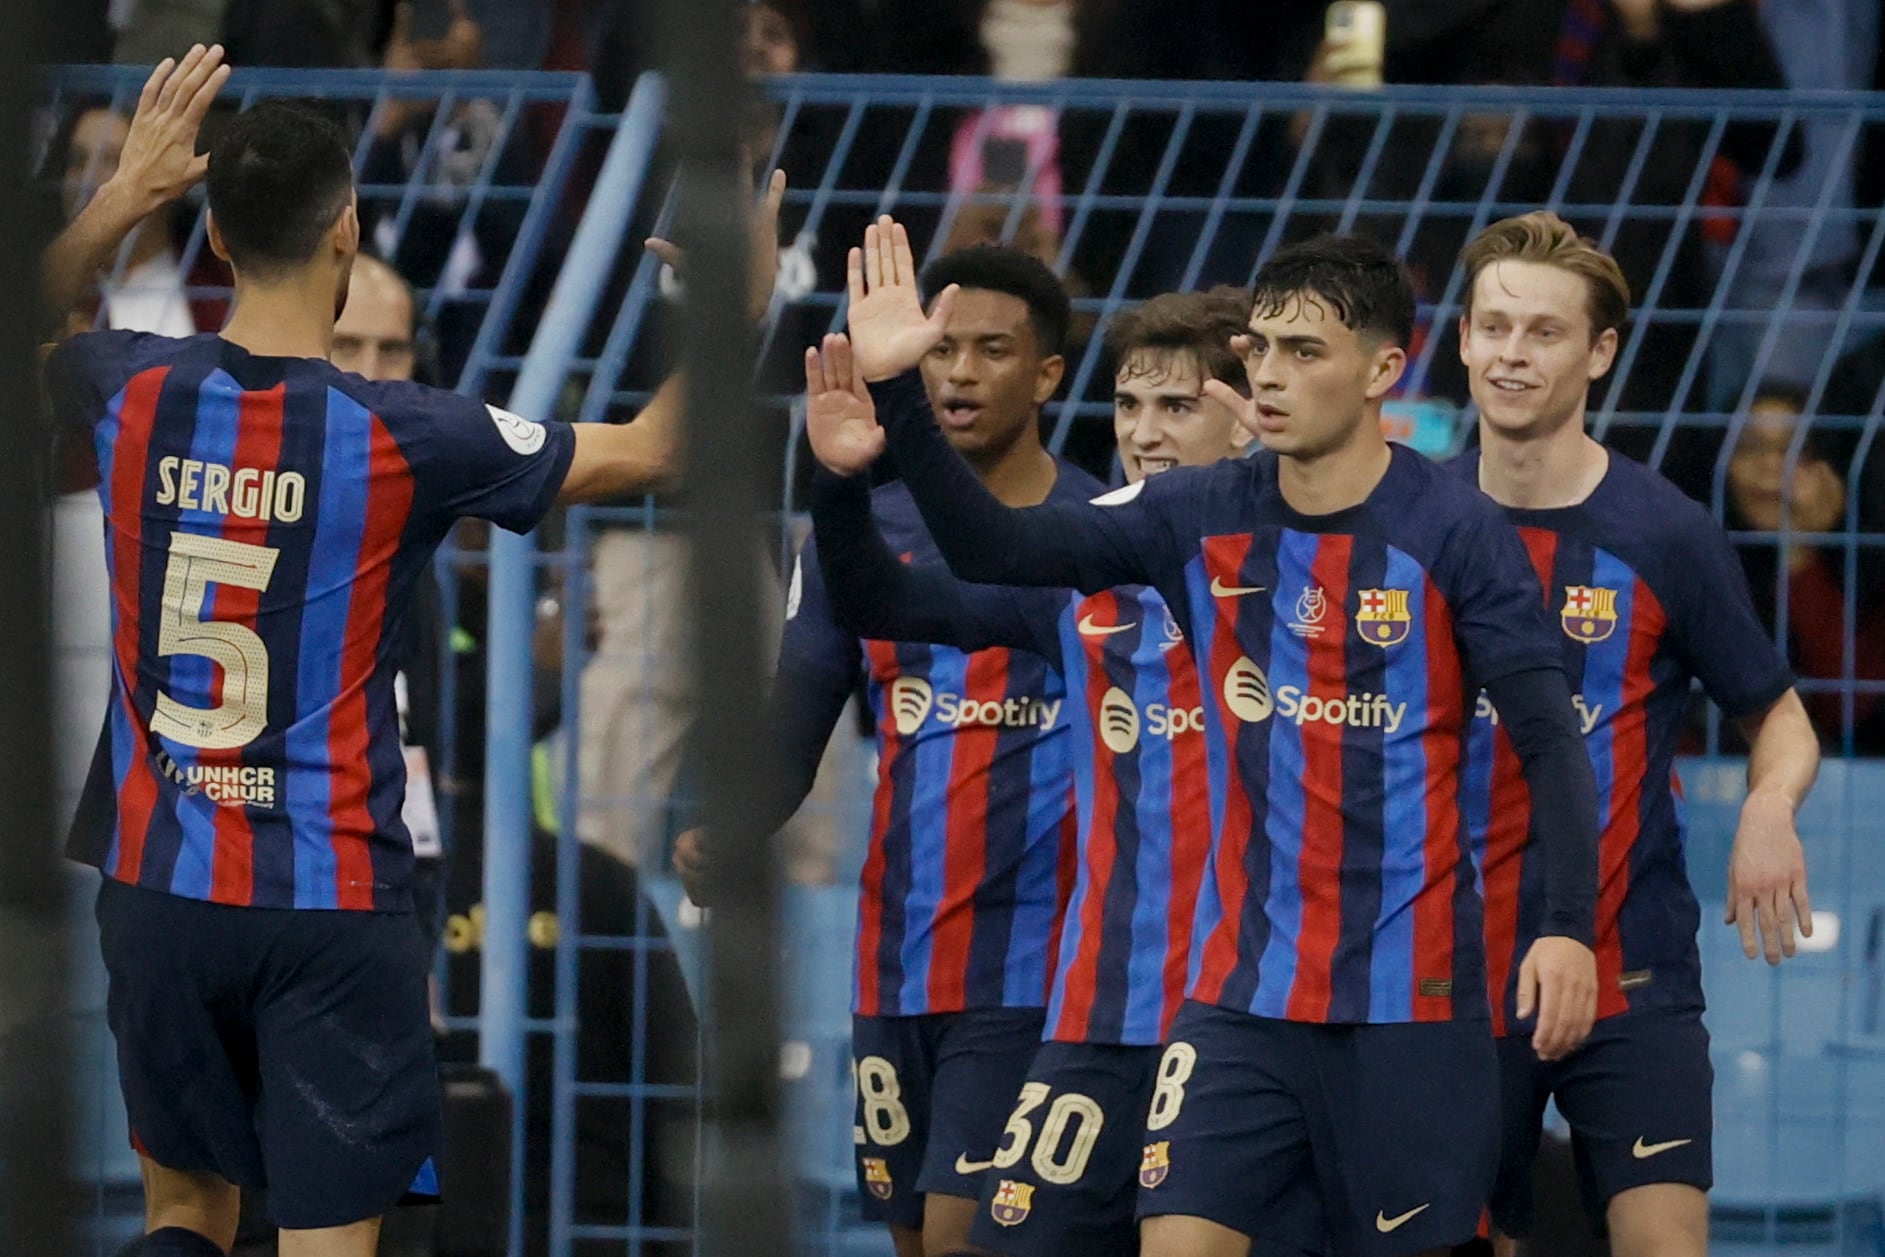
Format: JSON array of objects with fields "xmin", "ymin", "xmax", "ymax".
[
  {"xmin": 805, "ymin": 215, "xmax": 1603, "ymax": 1257},
  {"xmin": 684, "ymin": 245, "xmax": 1101, "ymax": 1257},
  {"xmin": 1454, "ymin": 211, "xmax": 1819, "ymax": 1257},
  {"xmin": 803, "ymin": 288, "xmax": 1253, "ymax": 1257},
  {"xmin": 39, "ymin": 49, "xmax": 709, "ymax": 1257}
]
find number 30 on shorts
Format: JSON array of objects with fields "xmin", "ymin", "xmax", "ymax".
[
  {"xmin": 1146, "ymin": 1041, "xmax": 1195, "ymax": 1132},
  {"xmin": 992, "ymin": 1084, "xmax": 1104, "ymax": 1186}
]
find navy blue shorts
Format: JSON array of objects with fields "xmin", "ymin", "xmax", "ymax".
[
  {"xmin": 1136, "ymin": 1001, "xmax": 1499, "ymax": 1257},
  {"xmin": 96, "ymin": 876, "xmax": 441, "ymax": 1231},
  {"xmin": 966, "ymin": 1041, "xmax": 1160, "ymax": 1257},
  {"xmin": 851, "ymin": 1008, "xmax": 1045, "ymax": 1228},
  {"xmin": 1491, "ymin": 1005, "xmax": 1713, "ymax": 1237}
]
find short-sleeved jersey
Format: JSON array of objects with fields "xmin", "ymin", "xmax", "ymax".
[
  {"xmin": 834, "ymin": 559, "xmax": 1215, "ymax": 1045},
  {"xmin": 1455, "ymin": 451, "xmax": 1793, "ymax": 1033},
  {"xmin": 1048, "ymin": 585, "xmax": 1213, "ymax": 1045},
  {"xmin": 1027, "ymin": 445, "xmax": 1563, "ymax": 1024},
  {"xmin": 46, "ymin": 331, "xmax": 575, "ymax": 912},
  {"xmin": 781, "ymin": 469, "xmax": 1099, "ymax": 1017}
]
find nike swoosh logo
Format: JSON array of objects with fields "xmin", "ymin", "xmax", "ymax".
[
  {"xmin": 1632, "ymin": 1137, "xmax": 1693, "ymax": 1159},
  {"xmin": 1076, "ymin": 615, "xmax": 1137, "ymax": 637},
  {"xmin": 1210, "ymin": 577, "xmax": 1267, "ymax": 598},
  {"xmin": 1376, "ymin": 1204, "xmax": 1431, "ymax": 1233},
  {"xmin": 954, "ymin": 1154, "xmax": 996, "ymax": 1174}
]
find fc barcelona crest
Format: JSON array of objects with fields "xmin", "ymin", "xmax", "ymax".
[
  {"xmin": 990, "ymin": 1179, "xmax": 1035, "ymax": 1226},
  {"xmin": 1355, "ymin": 588, "xmax": 1412, "ymax": 647},
  {"xmin": 1561, "ymin": 585, "xmax": 1619, "ymax": 644},
  {"xmin": 862, "ymin": 1157, "xmax": 894, "ymax": 1200},
  {"xmin": 1140, "ymin": 1141, "xmax": 1171, "ymax": 1189}
]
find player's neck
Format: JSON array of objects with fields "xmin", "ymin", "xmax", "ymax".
[
  {"xmin": 1477, "ymin": 414, "xmax": 1608, "ymax": 510},
  {"xmin": 219, "ymin": 274, "xmax": 338, "ymax": 360},
  {"xmin": 1276, "ymin": 431, "xmax": 1393, "ymax": 517},
  {"xmin": 970, "ymin": 438, "xmax": 1060, "ymax": 507}
]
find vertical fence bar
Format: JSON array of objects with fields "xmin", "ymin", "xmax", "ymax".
[
  {"xmin": 481, "ymin": 70, "xmax": 669, "ymax": 1257},
  {"xmin": 654, "ymin": 3, "xmax": 793, "ymax": 1257},
  {"xmin": 2, "ymin": 2, "xmax": 67, "ymax": 1252}
]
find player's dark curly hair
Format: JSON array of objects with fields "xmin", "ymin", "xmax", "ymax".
[
  {"xmin": 206, "ymin": 102, "xmax": 354, "ymax": 278},
  {"xmin": 1249, "ymin": 234, "xmax": 1415, "ymax": 349},
  {"xmin": 920, "ymin": 245, "xmax": 1072, "ymax": 358}
]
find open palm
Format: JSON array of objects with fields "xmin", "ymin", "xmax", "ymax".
[
  {"xmin": 805, "ymin": 334, "xmax": 885, "ymax": 476},
  {"xmin": 846, "ymin": 216, "xmax": 957, "ymax": 382}
]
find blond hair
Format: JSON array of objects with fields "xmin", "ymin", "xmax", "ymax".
[{"xmin": 1460, "ymin": 211, "xmax": 1631, "ymax": 337}]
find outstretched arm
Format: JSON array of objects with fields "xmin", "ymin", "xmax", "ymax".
[
  {"xmin": 802, "ymin": 342, "xmax": 1050, "ymax": 654},
  {"xmin": 556, "ymin": 373, "xmax": 683, "ymax": 503},
  {"xmin": 556, "ymin": 172, "xmax": 789, "ymax": 504},
  {"xmin": 42, "ymin": 45, "xmax": 230, "ymax": 323},
  {"xmin": 809, "ymin": 221, "xmax": 1177, "ymax": 593}
]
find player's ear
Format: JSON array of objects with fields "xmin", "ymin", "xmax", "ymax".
[
  {"xmin": 1457, "ymin": 312, "xmax": 1471, "ymax": 364},
  {"xmin": 206, "ymin": 211, "xmax": 232, "ymax": 264},
  {"xmin": 1588, "ymin": 325, "xmax": 1619, "ymax": 382},
  {"xmin": 1364, "ymin": 342, "xmax": 1407, "ymax": 401},
  {"xmin": 1033, "ymin": 353, "xmax": 1065, "ymax": 406},
  {"xmin": 332, "ymin": 194, "xmax": 360, "ymax": 258}
]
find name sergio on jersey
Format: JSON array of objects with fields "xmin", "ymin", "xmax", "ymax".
[
  {"xmin": 1098, "ymin": 687, "xmax": 1205, "ymax": 755},
  {"xmin": 887, "ymin": 676, "xmax": 1062, "ymax": 737},
  {"xmin": 155, "ymin": 456, "xmax": 307, "ymax": 523},
  {"xmin": 1221, "ymin": 658, "xmax": 1407, "ymax": 733}
]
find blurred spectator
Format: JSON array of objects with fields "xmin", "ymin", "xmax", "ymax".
[
  {"xmin": 219, "ymin": 0, "xmax": 380, "ymax": 66},
  {"xmin": 112, "ymin": 0, "xmax": 225, "ymax": 66},
  {"xmin": 1724, "ymin": 386, "xmax": 1885, "ymax": 750},
  {"xmin": 1298, "ymin": 0, "xmax": 1799, "ymax": 496},
  {"xmin": 1707, "ymin": 0, "xmax": 1877, "ymax": 409}
]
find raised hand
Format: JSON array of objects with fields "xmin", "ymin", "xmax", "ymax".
[
  {"xmin": 804, "ymin": 334, "xmax": 885, "ymax": 476},
  {"xmin": 846, "ymin": 215, "xmax": 956, "ymax": 382},
  {"xmin": 115, "ymin": 44, "xmax": 231, "ymax": 217},
  {"xmin": 646, "ymin": 168, "xmax": 789, "ymax": 322}
]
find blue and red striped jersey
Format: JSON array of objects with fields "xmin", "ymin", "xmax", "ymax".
[
  {"xmin": 779, "ymin": 470, "xmax": 1098, "ymax": 1017},
  {"xmin": 798, "ymin": 482, "xmax": 1213, "ymax": 1044},
  {"xmin": 1047, "ymin": 586, "xmax": 1213, "ymax": 1045},
  {"xmin": 1456, "ymin": 452, "xmax": 1793, "ymax": 1034},
  {"xmin": 46, "ymin": 331, "xmax": 574, "ymax": 912},
  {"xmin": 914, "ymin": 442, "xmax": 1568, "ymax": 1024}
]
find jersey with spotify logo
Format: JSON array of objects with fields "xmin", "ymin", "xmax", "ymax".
[
  {"xmin": 782, "ymin": 467, "xmax": 1100, "ymax": 1019},
  {"xmin": 46, "ymin": 330, "xmax": 575, "ymax": 911},
  {"xmin": 805, "ymin": 475, "xmax": 1215, "ymax": 1045}
]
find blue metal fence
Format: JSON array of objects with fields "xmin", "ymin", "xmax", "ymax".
[{"xmin": 41, "ymin": 65, "xmax": 1885, "ymax": 1257}]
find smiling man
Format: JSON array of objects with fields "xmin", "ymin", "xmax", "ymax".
[
  {"xmin": 1455, "ymin": 210, "xmax": 1818, "ymax": 1257},
  {"xmin": 802, "ymin": 287, "xmax": 1252, "ymax": 1257},
  {"xmin": 807, "ymin": 217, "xmax": 1602, "ymax": 1257}
]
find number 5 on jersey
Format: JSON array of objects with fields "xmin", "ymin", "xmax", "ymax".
[{"xmin": 152, "ymin": 533, "xmax": 280, "ymax": 750}]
